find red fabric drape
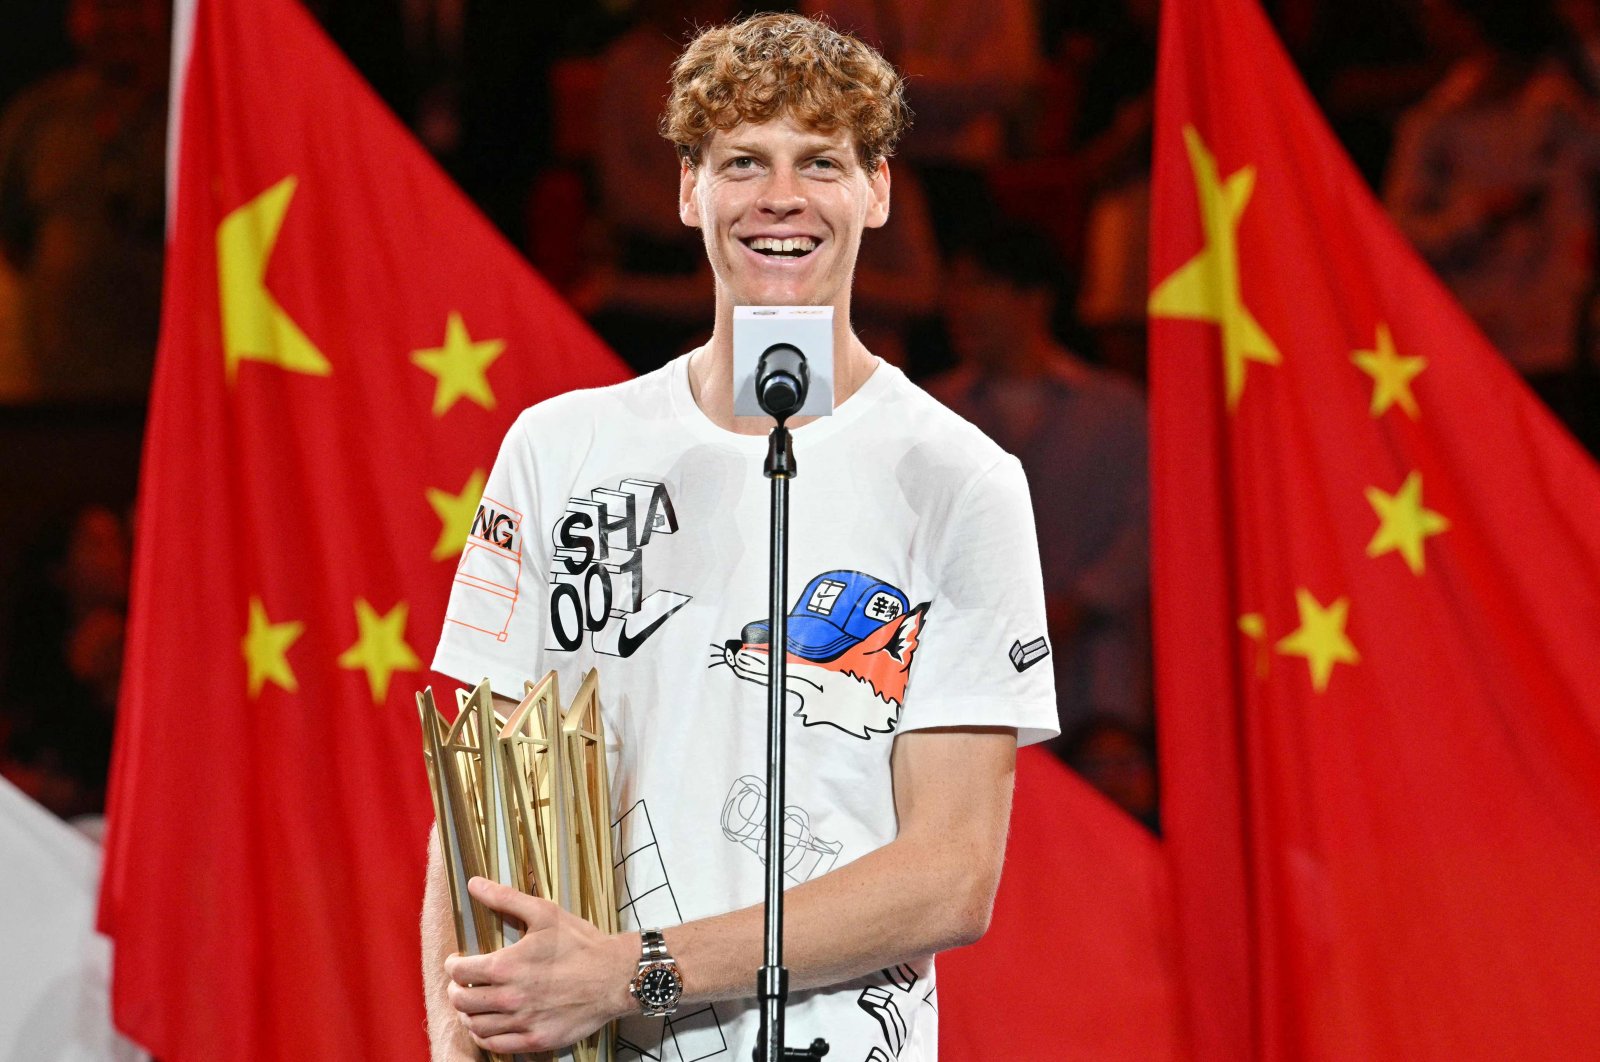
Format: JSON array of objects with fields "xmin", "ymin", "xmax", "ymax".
[
  {"xmin": 99, "ymin": 1, "xmax": 626, "ymax": 1056},
  {"xmin": 1150, "ymin": 0, "xmax": 1600, "ymax": 1058},
  {"xmin": 938, "ymin": 747, "xmax": 1184, "ymax": 1060}
]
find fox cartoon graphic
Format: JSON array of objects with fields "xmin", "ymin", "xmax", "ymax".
[{"xmin": 711, "ymin": 570, "xmax": 929, "ymax": 739}]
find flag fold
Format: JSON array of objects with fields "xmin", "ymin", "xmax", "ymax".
[
  {"xmin": 1150, "ymin": 0, "xmax": 1600, "ymax": 1058},
  {"xmin": 100, "ymin": 0, "xmax": 626, "ymax": 1056}
]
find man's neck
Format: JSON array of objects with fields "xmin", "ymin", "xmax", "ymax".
[{"xmin": 687, "ymin": 306, "xmax": 880, "ymax": 435}]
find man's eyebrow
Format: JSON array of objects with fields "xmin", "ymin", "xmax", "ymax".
[
  {"xmin": 796, "ymin": 138, "xmax": 852, "ymax": 156},
  {"xmin": 716, "ymin": 138, "xmax": 852, "ymax": 157}
]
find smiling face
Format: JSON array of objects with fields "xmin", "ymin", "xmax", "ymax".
[{"xmin": 679, "ymin": 114, "xmax": 891, "ymax": 313}]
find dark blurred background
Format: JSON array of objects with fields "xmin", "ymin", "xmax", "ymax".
[{"xmin": 5, "ymin": 0, "xmax": 1599, "ymax": 833}]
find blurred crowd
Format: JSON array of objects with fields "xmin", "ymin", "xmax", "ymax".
[{"xmin": 8, "ymin": 0, "xmax": 1600, "ymax": 833}]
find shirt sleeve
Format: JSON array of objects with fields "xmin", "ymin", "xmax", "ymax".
[
  {"xmin": 900, "ymin": 455, "xmax": 1060, "ymax": 747},
  {"xmin": 430, "ymin": 410, "xmax": 551, "ymax": 701}
]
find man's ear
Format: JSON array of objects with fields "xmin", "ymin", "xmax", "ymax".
[
  {"xmin": 680, "ymin": 159, "xmax": 702, "ymax": 228},
  {"xmin": 865, "ymin": 158, "xmax": 891, "ymax": 229}
]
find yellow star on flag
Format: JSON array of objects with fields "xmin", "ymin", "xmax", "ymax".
[
  {"xmin": 1275, "ymin": 588, "xmax": 1360, "ymax": 693},
  {"xmin": 1149, "ymin": 125, "xmax": 1282, "ymax": 410},
  {"xmin": 217, "ymin": 176, "xmax": 333, "ymax": 383},
  {"xmin": 410, "ymin": 312, "xmax": 506, "ymax": 417},
  {"xmin": 1366, "ymin": 471, "xmax": 1450, "ymax": 575},
  {"xmin": 426, "ymin": 468, "xmax": 486, "ymax": 562},
  {"xmin": 337, "ymin": 599, "xmax": 422, "ymax": 703},
  {"xmin": 1351, "ymin": 322, "xmax": 1427, "ymax": 419},
  {"xmin": 241, "ymin": 596, "xmax": 304, "ymax": 698}
]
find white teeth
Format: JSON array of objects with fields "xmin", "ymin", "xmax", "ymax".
[{"xmin": 748, "ymin": 236, "xmax": 817, "ymax": 255}]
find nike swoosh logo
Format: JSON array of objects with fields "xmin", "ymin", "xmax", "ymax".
[
  {"xmin": 615, "ymin": 601, "xmax": 688, "ymax": 656},
  {"xmin": 595, "ymin": 590, "xmax": 692, "ymax": 658}
]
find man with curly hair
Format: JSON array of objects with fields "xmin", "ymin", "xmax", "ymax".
[{"xmin": 423, "ymin": 14, "xmax": 1058, "ymax": 1060}]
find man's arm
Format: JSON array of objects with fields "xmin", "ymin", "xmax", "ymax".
[
  {"xmin": 437, "ymin": 724, "xmax": 1017, "ymax": 1056},
  {"xmin": 664, "ymin": 724, "xmax": 1016, "ymax": 997},
  {"xmin": 422, "ymin": 829, "xmax": 482, "ymax": 1062}
]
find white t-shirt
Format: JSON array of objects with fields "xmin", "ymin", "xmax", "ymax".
[{"xmin": 432, "ymin": 352, "xmax": 1058, "ymax": 1061}]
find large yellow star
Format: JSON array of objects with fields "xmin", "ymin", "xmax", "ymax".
[
  {"xmin": 410, "ymin": 312, "xmax": 506, "ymax": 417},
  {"xmin": 426, "ymin": 468, "xmax": 486, "ymax": 562},
  {"xmin": 1149, "ymin": 125, "xmax": 1282, "ymax": 410},
  {"xmin": 1351, "ymin": 322, "xmax": 1427, "ymax": 419},
  {"xmin": 1366, "ymin": 471, "xmax": 1450, "ymax": 575},
  {"xmin": 217, "ymin": 176, "xmax": 332, "ymax": 383},
  {"xmin": 241, "ymin": 596, "xmax": 304, "ymax": 698},
  {"xmin": 1275, "ymin": 588, "xmax": 1359, "ymax": 693},
  {"xmin": 337, "ymin": 599, "xmax": 422, "ymax": 703}
]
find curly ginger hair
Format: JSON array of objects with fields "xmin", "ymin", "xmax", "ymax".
[{"xmin": 661, "ymin": 13, "xmax": 911, "ymax": 170}]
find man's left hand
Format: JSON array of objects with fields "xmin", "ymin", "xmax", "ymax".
[{"xmin": 443, "ymin": 877, "xmax": 636, "ymax": 1054}]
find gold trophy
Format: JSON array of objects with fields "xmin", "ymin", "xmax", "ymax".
[{"xmin": 419, "ymin": 671, "xmax": 618, "ymax": 1062}]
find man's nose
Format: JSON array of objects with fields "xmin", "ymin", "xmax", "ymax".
[{"xmin": 757, "ymin": 169, "xmax": 806, "ymax": 218}]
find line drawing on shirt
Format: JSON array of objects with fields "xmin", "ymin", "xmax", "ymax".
[
  {"xmin": 613, "ymin": 800, "xmax": 683, "ymax": 930},
  {"xmin": 708, "ymin": 569, "xmax": 930, "ymax": 741},
  {"xmin": 616, "ymin": 1003, "xmax": 728, "ymax": 1062},
  {"xmin": 882, "ymin": 964, "xmax": 917, "ymax": 993},
  {"xmin": 612, "ymin": 800, "xmax": 729, "ymax": 1061},
  {"xmin": 857, "ymin": 965, "xmax": 931, "ymax": 1060},
  {"xmin": 719, "ymin": 774, "xmax": 843, "ymax": 884},
  {"xmin": 859, "ymin": 986, "xmax": 907, "ymax": 1057}
]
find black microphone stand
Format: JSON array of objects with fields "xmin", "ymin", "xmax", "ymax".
[{"xmin": 754, "ymin": 354, "xmax": 829, "ymax": 1062}]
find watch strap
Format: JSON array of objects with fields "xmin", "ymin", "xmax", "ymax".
[
  {"xmin": 631, "ymin": 928, "xmax": 683, "ymax": 1018},
  {"xmin": 639, "ymin": 928, "xmax": 669, "ymax": 963}
]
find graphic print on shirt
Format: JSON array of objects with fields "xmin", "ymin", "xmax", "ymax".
[
  {"xmin": 857, "ymin": 964, "xmax": 937, "ymax": 1061},
  {"xmin": 720, "ymin": 774, "xmax": 843, "ymax": 884},
  {"xmin": 613, "ymin": 800, "xmax": 729, "ymax": 1061},
  {"xmin": 546, "ymin": 477, "xmax": 691, "ymax": 657},
  {"xmin": 710, "ymin": 570, "xmax": 929, "ymax": 740},
  {"xmin": 446, "ymin": 495, "xmax": 526, "ymax": 641},
  {"xmin": 1009, "ymin": 635, "xmax": 1050, "ymax": 672}
]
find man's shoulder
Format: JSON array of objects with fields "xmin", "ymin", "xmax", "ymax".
[{"xmin": 507, "ymin": 358, "xmax": 678, "ymax": 442}]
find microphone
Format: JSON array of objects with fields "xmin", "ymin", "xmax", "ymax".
[{"xmin": 756, "ymin": 343, "xmax": 808, "ymax": 421}]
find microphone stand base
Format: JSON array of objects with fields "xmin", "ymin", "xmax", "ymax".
[{"xmin": 751, "ymin": 1039, "xmax": 830, "ymax": 1061}]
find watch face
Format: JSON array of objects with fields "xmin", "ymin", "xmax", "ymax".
[{"xmin": 638, "ymin": 964, "xmax": 682, "ymax": 1007}]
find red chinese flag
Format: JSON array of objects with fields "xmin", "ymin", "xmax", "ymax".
[
  {"xmin": 97, "ymin": 0, "xmax": 627, "ymax": 1056},
  {"xmin": 1150, "ymin": 0, "xmax": 1600, "ymax": 1058},
  {"xmin": 937, "ymin": 748, "xmax": 1184, "ymax": 1060}
]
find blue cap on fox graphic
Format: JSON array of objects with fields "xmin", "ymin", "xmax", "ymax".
[{"xmin": 743, "ymin": 570, "xmax": 911, "ymax": 661}]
